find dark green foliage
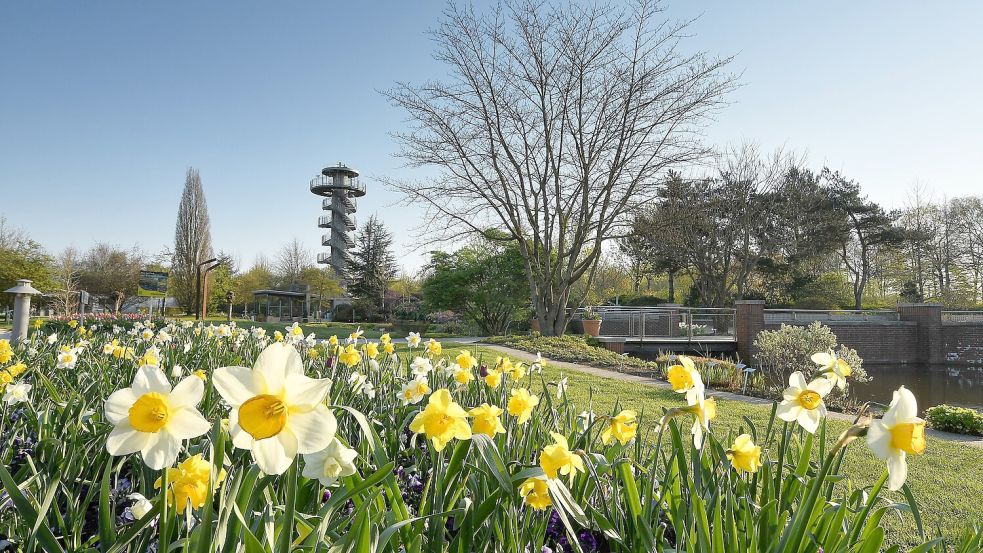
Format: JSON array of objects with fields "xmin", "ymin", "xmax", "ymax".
[
  {"xmin": 347, "ymin": 216, "xmax": 397, "ymax": 315},
  {"xmin": 925, "ymin": 405, "xmax": 983, "ymax": 436}
]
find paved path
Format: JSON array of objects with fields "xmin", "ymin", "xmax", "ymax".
[{"xmin": 482, "ymin": 344, "xmax": 983, "ymax": 449}]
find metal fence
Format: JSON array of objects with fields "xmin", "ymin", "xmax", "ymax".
[
  {"xmin": 942, "ymin": 311, "xmax": 983, "ymax": 323},
  {"xmin": 763, "ymin": 309, "xmax": 899, "ymax": 324},
  {"xmin": 580, "ymin": 306, "xmax": 736, "ymax": 341}
]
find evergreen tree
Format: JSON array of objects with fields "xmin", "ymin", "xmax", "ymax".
[{"xmin": 347, "ymin": 216, "xmax": 397, "ymax": 316}]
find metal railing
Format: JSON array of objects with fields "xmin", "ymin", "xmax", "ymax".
[
  {"xmin": 942, "ymin": 311, "xmax": 983, "ymax": 322},
  {"xmin": 309, "ymin": 175, "xmax": 366, "ymax": 196},
  {"xmin": 579, "ymin": 306, "xmax": 736, "ymax": 341},
  {"xmin": 763, "ymin": 309, "xmax": 899, "ymax": 324}
]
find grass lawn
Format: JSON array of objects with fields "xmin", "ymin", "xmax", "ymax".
[
  {"xmin": 438, "ymin": 341, "xmax": 983, "ymax": 547},
  {"xmin": 173, "ymin": 317, "xmax": 390, "ymax": 339}
]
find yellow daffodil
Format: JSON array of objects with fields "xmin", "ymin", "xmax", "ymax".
[
  {"xmin": 364, "ymin": 342, "xmax": 379, "ymax": 359},
  {"xmin": 408, "ymin": 388, "xmax": 472, "ymax": 452},
  {"xmin": 214, "ymin": 343, "xmax": 336, "ymax": 475},
  {"xmin": 104, "ymin": 366, "xmax": 211, "ymax": 470},
  {"xmin": 308, "ymin": 349, "xmax": 320, "ymax": 360},
  {"xmin": 0, "ymin": 340, "xmax": 13, "ymax": 364},
  {"xmin": 0, "ymin": 370, "xmax": 12, "ymax": 391},
  {"xmin": 399, "ymin": 375, "xmax": 431, "ymax": 405},
  {"xmin": 727, "ymin": 434, "xmax": 762, "ymax": 474},
  {"xmin": 329, "ymin": 335, "xmax": 339, "ymax": 347},
  {"xmin": 338, "ymin": 344, "xmax": 362, "ymax": 367},
  {"xmin": 425, "ymin": 338, "xmax": 442, "ymax": 357},
  {"xmin": 380, "ymin": 333, "xmax": 391, "ymax": 344},
  {"xmin": 456, "ymin": 350, "xmax": 476, "ymax": 371},
  {"xmin": 273, "ymin": 330, "xmax": 284, "ymax": 342},
  {"xmin": 507, "ymin": 387, "xmax": 539, "ymax": 424},
  {"xmin": 602, "ymin": 410, "xmax": 638, "ymax": 445},
  {"xmin": 519, "ymin": 476, "xmax": 552, "ymax": 510},
  {"xmin": 6, "ymin": 362, "xmax": 26, "ymax": 378},
  {"xmin": 505, "ymin": 362, "xmax": 526, "ymax": 381},
  {"xmin": 776, "ymin": 371, "xmax": 833, "ymax": 434},
  {"xmin": 137, "ymin": 347, "xmax": 160, "ymax": 368},
  {"xmin": 666, "ymin": 355, "xmax": 704, "ymax": 404},
  {"xmin": 68, "ymin": 319, "xmax": 79, "ymax": 329},
  {"xmin": 155, "ymin": 454, "xmax": 226, "ymax": 514},
  {"xmin": 32, "ymin": 319, "xmax": 43, "ymax": 329},
  {"xmin": 194, "ymin": 369, "xmax": 207, "ymax": 381},
  {"xmin": 452, "ymin": 367, "xmax": 474, "ymax": 385},
  {"xmin": 484, "ymin": 368, "xmax": 502, "ymax": 389},
  {"xmin": 469, "ymin": 403, "xmax": 506, "ymax": 437},
  {"xmin": 867, "ymin": 386, "xmax": 927, "ymax": 490},
  {"xmin": 811, "ymin": 351, "xmax": 852, "ymax": 390},
  {"xmin": 383, "ymin": 342, "xmax": 395, "ymax": 355},
  {"xmin": 539, "ymin": 432, "xmax": 584, "ymax": 483}
]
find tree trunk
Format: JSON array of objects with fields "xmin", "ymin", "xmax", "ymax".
[{"xmin": 667, "ymin": 270, "xmax": 676, "ymax": 304}]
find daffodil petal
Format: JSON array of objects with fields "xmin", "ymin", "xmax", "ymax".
[
  {"xmin": 789, "ymin": 371, "xmax": 808, "ymax": 390},
  {"xmin": 167, "ymin": 408, "xmax": 211, "ymax": 440},
  {"xmin": 170, "ymin": 375, "xmax": 205, "ymax": 409},
  {"xmin": 141, "ymin": 430, "xmax": 180, "ymax": 470},
  {"xmin": 132, "ymin": 365, "xmax": 171, "ymax": 396},
  {"xmin": 106, "ymin": 423, "xmax": 149, "ymax": 455},
  {"xmin": 283, "ymin": 373, "xmax": 332, "ymax": 407},
  {"xmin": 866, "ymin": 420, "xmax": 891, "ymax": 460},
  {"xmin": 254, "ymin": 343, "xmax": 303, "ymax": 394},
  {"xmin": 105, "ymin": 388, "xmax": 138, "ymax": 425},
  {"xmin": 213, "ymin": 366, "xmax": 263, "ymax": 405},
  {"xmin": 886, "ymin": 451, "xmax": 908, "ymax": 491},
  {"xmin": 287, "ymin": 405, "xmax": 336, "ymax": 454}
]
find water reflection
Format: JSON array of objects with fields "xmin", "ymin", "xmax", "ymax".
[{"xmin": 850, "ymin": 364, "xmax": 983, "ymax": 411}]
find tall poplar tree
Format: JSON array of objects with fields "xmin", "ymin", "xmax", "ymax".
[{"xmin": 172, "ymin": 167, "xmax": 213, "ymax": 312}]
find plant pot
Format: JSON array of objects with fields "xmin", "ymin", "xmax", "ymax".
[
  {"xmin": 582, "ymin": 319, "xmax": 601, "ymax": 337},
  {"xmin": 530, "ymin": 318, "xmax": 541, "ymax": 332}
]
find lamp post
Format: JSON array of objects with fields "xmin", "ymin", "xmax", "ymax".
[
  {"xmin": 195, "ymin": 258, "xmax": 218, "ymax": 320},
  {"xmin": 226, "ymin": 290, "xmax": 235, "ymax": 323},
  {"xmin": 4, "ymin": 279, "xmax": 41, "ymax": 344}
]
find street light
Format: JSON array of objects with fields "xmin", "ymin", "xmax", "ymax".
[
  {"xmin": 226, "ymin": 290, "xmax": 235, "ymax": 323},
  {"xmin": 4, "ymin": 279, "xmax": 41, "ymax": 344},
  {"xmin": 195, "ymin": 258, "xmax": 219, "ymax": 320}
]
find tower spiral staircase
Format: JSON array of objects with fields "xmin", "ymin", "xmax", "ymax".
[{"xmin": 310, "ymin": 163, "xmax": 365, "ymax": 282}]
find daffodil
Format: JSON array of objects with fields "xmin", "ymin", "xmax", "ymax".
[
  {"xmin": 0, "ymin": 370, "xmax": 12, "ymax": 391},
  {"xmin": 776, "ymin": 371, "xmax": 833, "ymax": 433},
  {"xmin": 214, "ymin": 343, "xmax": 336, "ymax": 475},
  {"xmin": 680, "ymin": 390, "xmax": 717, "ymax": 450},
  {"xmin": 328, "ymin": 335, "xmax": 339, "ymax": 348},
  {"xmin": 380, "ymin": 333, "xmax": 391, "ymax": 344},
  {"xmin": 519, "ymin": 476, "xmax": 552, "ymax": 510},
  {"xmin": 811, "ymin": 351, "xmax": 852, "ymax": 390},
  {"xmin": 56, "ymin": 348, "xmax": 79, "ymax": 369},
  {"xmin": 364, "ymin": 342, "xmax": 379, "ymax": 359},
  {"xmin": 104, "ymin": 365, "xmax": 210, "ymax": 470},
  {"xmin": 155, "ymin": 454, "xmax": 226, "ymax": 514},
  {"xmin": 302, "ymin": 438, "xmax": 358, "ymax": 486},
  {"xmin": 504, "ymin": 361, "xmax": 525, "ymax": 381},
  {"xmin": 539, "ymin": 432, "xmax": 584, "ymax": 483},
  {"xmin": 383, "ymin": 342, "xmax": 395, "ymax": 355},
  {"xmin": 137, "ymin": 346, "xmax": 160, "ymax": 368},
  {"xmin": 867, "ymin": 386, "xmax": 927, "ymax": 490},
  {"xmin": 127, "ymin": 493, "xmax": 154, "ymax": 520},
  {"xmin": 338, "ymin": 344, "xmax": 362, "ymax": 367},
  {"xmin": 507, "ymin": 388, "xmax": 539, "ymax": 424},
  {"xmin": 406, "ymin": 332, "xmax": 421, "ymax": 348},
  {"xmin": 484, "ymin": 367, "xmax": 502, "ymax": 389},
  {"xmin": 727, "ymin": 434, "xmax": 762, "ymax": 474},
  {"xmin": 456, "ymin": 350, "xmax": 476, "ymax": 371},
  {"xmin": 399, "ymin": 375, "xmax": 431, "ymax": 405},
  {"xmin": 6, "ymin": 362, "xmax": 26, "ymax": 377},
  {"xmin": 408, "ymin": 388, "xmax": 471, "ymax": 451},
  {"xmin": 469, "ymin": 403, "xmax": 506, "ymax": 437},
  {"xmin": 425, "ymin": 338, "xmax": 442, "ymax": 357},
  {"xmin": 452, "ymin": 366, "xmax": 474, "ymax": 385},
  {"xmin": 666, "ymin": 355, "xmax": 704, "ymax": 404},
  {"xmin": 3, "ymin": 382, "xmax": 31, "ymax": 405},
  {"xmin": 602, "ymin": 410, "xmax": 638, "ymax": 445},
  {"xmin": 410, "ymin": 356, "xmax": 433, "ymax": 377},
  {"xmin": 531, "ymin": 352, "xmax": 546, "ymax": 373}
]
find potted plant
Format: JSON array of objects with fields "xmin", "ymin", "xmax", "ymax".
[{"xmin": 581, "ymin": 306, "xmax": 602, "ymax": 337}]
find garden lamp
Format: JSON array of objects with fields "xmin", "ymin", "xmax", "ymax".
[{"xmin": 4, "ymin": 279, "xmax": 41, "ymax": 344}]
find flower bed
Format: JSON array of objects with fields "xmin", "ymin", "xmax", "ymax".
[{"xmin": 0, "ymin": 323, "xmax": 979, "ymax": 551}]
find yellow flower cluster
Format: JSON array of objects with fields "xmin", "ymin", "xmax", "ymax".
[{"xmin": 155, "ymin": 454, "xmax": 226, "ymax": 514}]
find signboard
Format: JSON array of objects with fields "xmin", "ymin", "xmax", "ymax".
[{"xmin": 138, "ymin": 270, "xmax": 169, "ymax": 298}]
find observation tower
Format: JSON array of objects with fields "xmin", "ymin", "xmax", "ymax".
[{"xmin": 311, "ymin": 162, "xmax": 365, "ymax": 282}]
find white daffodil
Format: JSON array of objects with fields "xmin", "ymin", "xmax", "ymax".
[
  {"xmin": 556, "ymin": 375, "xmax": 568, "ymax": 399},
  {"xmin": 811, "ymin": 351, "xmax": 852, "ymax": 390},
  {"xmin": 305, "ymin": 333, "xmax": 317, "ymax": 348},
  {"xmin": 666, "ymin": 355, "xmax": 705, "ymax": 404},
  {"xmin": 684, "ymin": 389, "xmax": 717, "ymax": 450},
  {"xmin": 348, "ymin": 327, "xmax": 364, "ymax": 344},
  {"xmin": 410, "ymin": 356, "xmax": 433, "ymax": 377},
  {"xmin": 285, "ymin": 322, "xmax": 304, "ymax": 343},
  {"xmin": 214, "ymin": 343, "xmax": 336, "ymax": 475},
  {"xmin": 361, "ymin": 380, "xmax": 376, "ymax": 400},
  {"xmin": 183, "ymin": 341, "xmax": 192, "ymax": 354},
  {"xmin": 104, "ymin": 365, "xmax": 210, "ymax": 470},
  {"xmin": 577, "ymin": 410, "xmax": 596, "ymax": 432},
  {"xmin": 57, "ymin": 348, "xmax": 79, "ymax": 369},
  {"xmin": 531, "ymin": 352, "xmax": 546, "ymax": 373},
  {"xmin": 406, "ymin": 332, "xmax": 422, "ymax": 348},
  {"xmin": 156, "ymin": 330, "xmax": 172, "ymax": 344},
  {"xmin": 3, "ymin": 382, "xmax": 31, "ymax": 405},
  {"xmin": 302, "ymin": 438, "xmax": 358, "ymax": 487},
  {"xmin": 776, "ymin": 371, "xmax": 833, "ymax": 434},
  {"xmin": 216, "ymin": 324, "xmax": 232, "ymax": 338},
  {"xmin": 867, "ymin": 386, "xmax": 927, "ymax": 490},
  {"xmin": 171, "ymin": 364, "xmax": 184, "ymax": 379},
  {"xmin": 181, "ymin": 320, "xmax": 194, "ymax": 329},
  {"xmin": 140, "ymin": 328, "xmax": 154, "ymax": 342},
  {"xmin": 47, "ymin": 333, "xmax": 59, "ymax": 345},
  {"xmin": 127, "ymin": 493, "xmax": 154, "ymax": 519},
  {"xmin": 251, "ymin": 326, "xmax": 267, "ymax": 339},
  {"xmin": 399, "ymin": 375, "xmax": 431, "ymax": 405}
]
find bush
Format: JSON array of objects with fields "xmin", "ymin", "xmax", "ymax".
[
  {"xmin": 485, "ymin": 334, "xmax": 664, "ymax": 374},
  {"xmin": 753, "ymin": 322, "xmax": 869, "ymax": 392},
  {"xmin": 925, "ymin": 404, "xmax": 983, "ymax": 436}
]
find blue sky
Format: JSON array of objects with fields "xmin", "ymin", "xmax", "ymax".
[{"xmin": 2, "ymin": 1, "xmax": 981, "ymax": 273}]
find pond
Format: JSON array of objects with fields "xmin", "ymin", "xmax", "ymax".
[{"xmin": 849, "ymin": 364, "xmax": 983, "ymax": 411}]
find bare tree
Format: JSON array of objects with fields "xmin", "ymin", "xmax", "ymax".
[
  {"xmin": 384, "ymin": 0, "xmax": 735, "ymax": 334},
  {"xmin": 275, "ymin": 238, "xmax": 314, "ymax": 286},
  {"xmin": 79, "ymin": 243, "xmax": 144, "ymax": 313},
  {"xmin": 49, "ymin": 247, "xmax": 81, "ymax": 316},
  {"xmin": 172, "ymin": 168, "xmax": 213, "ymax": 311}
]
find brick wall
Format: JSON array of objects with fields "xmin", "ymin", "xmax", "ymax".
[
  {"xmin": 943, "ymin": 324, "xmax": 983, "ymax": 364},
  {"xmin": 762, "ymin": 322, "xmax": 919, "ymax": 364}
]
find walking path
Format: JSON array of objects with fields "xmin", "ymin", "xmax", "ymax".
[{"xmin": 482, "ymin": 344, "xmax": 983, "ymax": 449}]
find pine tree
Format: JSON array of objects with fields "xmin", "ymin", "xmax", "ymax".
[{"xmin": 347, "ymin": 215, "xmax": 397, "ymax": 314}]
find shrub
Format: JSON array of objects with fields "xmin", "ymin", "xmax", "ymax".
[
  {"xmin": 485, "ymin": 334, "xmax": 664, "ymax": 374},
  {"xmin": 753, "ymin": 321, "xmax": 868, "ymax": 391},
  {"xmin": 925, "ymin": 404, "xmax": 983, "ymax": 436}
]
